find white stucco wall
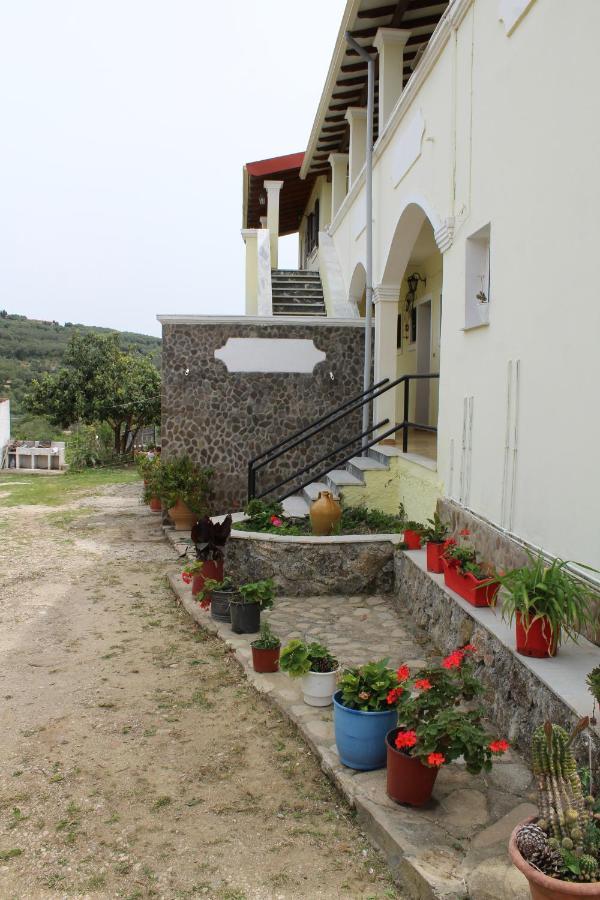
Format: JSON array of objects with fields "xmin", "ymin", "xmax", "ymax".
[
  {"xmin": 326, "ymin": 0, "xmax": 600, "ymax": 569},
  {"xmin": 0, "ymin": 399, "xmax": 10, "ymax": 459}
]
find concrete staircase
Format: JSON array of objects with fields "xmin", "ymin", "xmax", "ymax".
[
  {"xmin": 271, "ymin": 269, "xmax": 326, "ymax": 317},
  {"xmin": 281, "ymin": 446, "xmax": 394, "ymax": 517}
]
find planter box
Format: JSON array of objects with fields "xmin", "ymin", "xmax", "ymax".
[
  {"xmin": 403, "ymin": 530, "xmax": 422, "ymax": 550},
  {"xmin": 426, "ymin": 541, "xmax": 446, "ymax": 574},
  {"xmin": 516, "ymin": 612, "xmax": 558, "ymax": 658},
  {"xmin": 509, "ymin": 818, "xmax": 600, "ymax": 898},
  {"xmin": 386, "ymin": 728, "xmax": 439, "ymax": 807},
  {"xmin": 442, "ymin": 558, "xmax": 499, "ymax": 608},
  {"xmin": 251, "ymin": 645, "xmax": 280, "ymax": 673},
  {"xmin": 191, "ymin": 559, "xmax": 223, "ymax": 599}
]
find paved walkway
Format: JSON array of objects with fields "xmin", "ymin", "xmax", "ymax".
[{"xmin": 168, "ymin": 541, "xmax": 534, "ymax": 900}]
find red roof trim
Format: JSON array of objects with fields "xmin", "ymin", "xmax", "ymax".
[{"xmin": 245, "ymin": 152, "xmax": 305, "ymax": 177}]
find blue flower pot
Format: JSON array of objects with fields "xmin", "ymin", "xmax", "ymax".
[{"xmin": 333, "ymin": 690, "xmax": 398, "ymax": 771}]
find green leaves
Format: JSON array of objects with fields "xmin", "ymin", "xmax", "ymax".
[
  {"xmin": 339, "ymin": 659, "xmax": 400, "ymax": 711},
  {"xmin": 152, "ymin": 456, "xmax": 213, "ymax": 514},
  {"xmin": 280, "ymin": 639, "xmax": 337, "ymax": 677},
  {"xmin": 238, "ymin": 579, "xmax": 276, "ymax": 609}
]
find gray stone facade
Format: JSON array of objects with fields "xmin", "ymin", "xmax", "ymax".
[{"xmin": 160, "ymin": 319, "xmax": 366, "ymax": 512}]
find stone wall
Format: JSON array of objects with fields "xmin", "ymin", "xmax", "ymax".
[
  {"xmin": 160, "ymin": 319, "xmax": 366, "ymax": 512},
  {"xmin": 225, "ymin": 531, "xmax": 396, "ymax": 596}
]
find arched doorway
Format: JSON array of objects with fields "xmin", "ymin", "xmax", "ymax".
[{"xmin": 348, "ymin": 262, "xmax": 367, "ymax": 317}]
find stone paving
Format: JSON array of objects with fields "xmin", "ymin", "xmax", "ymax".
[{"xmin": 166, "ymin": 542, "xmax": 535, "ymax": 900}]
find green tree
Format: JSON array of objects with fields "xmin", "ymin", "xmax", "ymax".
[{"xmin": 24, "ymin": 332, "xmax": 160, "ymax": 454}]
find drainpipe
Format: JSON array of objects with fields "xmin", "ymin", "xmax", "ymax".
[{"xmin": 345, "ymin": 33, "xmax": 375, "ymax": 453}]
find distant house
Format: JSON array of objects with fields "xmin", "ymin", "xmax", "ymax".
[
  {"xmin": 159, "ymin": 0, "xmax": 600, "ymax": 574},
  {"xmin": 0, "ymin": 398, "xmax": 10, "ymax": 463}
]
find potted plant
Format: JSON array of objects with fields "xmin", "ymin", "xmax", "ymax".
[
  {"xmin": 229, "ymin": 578, "xmax": 276, "ymax": 635},
  {"xmin": 441, "ymin": 530, "xmax": 499, "ymax": 607},
  {"xmin": 250, "ymin": 621, "xmax": 281, "ymax": 673},
  {"xmin": 187, "ymin": 515, "xmax": 232, "ymax": 595},
  {"xmin": 385, "ymin": 646, "xmax": 508, "ymax": 805},
  {"xmin": 403, "ymin": 521, "xmax": 425, "ymax": 550},
  {"xmin": 141, "ymin": 456, "xmax": 162, "ymax": 512},
  {"xmin": 280, "ymin": 639, "xmax": 339, "ymax": 707},
  {"xmin": 495, "ymin": 554, "xmax": 595, "ymax": 658},
  {"xmin": 334, "ymin": 659, "xmax": 404, "ymax": 771},
  {"xmin": 422, "ymin": 513, "xmax": 451, "ymax": 573},
  {"xmin": 196, "ymin": 577, "xmax": 237, "ymax": 623},
  {"xmin": 154, "ymin": 456, "xmax": 213, "ymax": 531},
  {"xmin": 508, "ymin": 719, "xmax": 600, "ymax": 897}
]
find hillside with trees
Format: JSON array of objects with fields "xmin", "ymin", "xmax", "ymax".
[{"xmin": 0, "ymin": 311, "xmax": 161, "ymax": 434}]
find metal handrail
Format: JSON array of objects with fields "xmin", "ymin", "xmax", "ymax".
[
  {"xmin": 249, "ymin": 377, "xmax": 390, "ymax": 468},
  {"xmin": 247, "ymin": 372, "xmax": 440, "ymax": 502}
]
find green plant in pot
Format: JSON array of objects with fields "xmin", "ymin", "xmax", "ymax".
[
  {"xmin": 509, "ymin": 718, "xmax": 600, "ymax": 896},
  {"xmin": 154, "ymin": 456, "xmax": 213, "ymax": 531},
  {"xmin": 250, "ymin": 621, "xmax": 281, "ymax": 673},
  {"xmin": 403, "ymin": 520, "xmax": 425, "ymax": 550},
  {"xmin": 229, "ymin": 579, "xmax": 276, "ymax": 635},
  {"xmin": 384, "ymin": 646, "xmax": 508, "ymax": 805},
  {"xmin": 441, "ymin": 530, "xmax": 499, "ymax": 607},
  {"xmin": 495, "ymin": 553, "xmax": 596, "ymax": 658},
  {"xmin": 334, "ymin": 659, "xmax": 405, "ymax": 771},
  {"xmin": 422, "ymin": 513, "xmax": 450, "ymax": 573},
  {"xmin": 141, "ymin": 456, "xmax": 162, "ymax": 511},
  {"xmin": 280, "ymin": 639, "xmax": 339, "ymax": 707},
  {"xmin": 196, "ymin": 577, "xmax": 237, "ymax": 623}
]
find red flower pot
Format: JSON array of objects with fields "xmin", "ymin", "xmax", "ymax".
[
  {"xmin": 426, "ymin": 542, "xmax": 446, "ymax": 574},
  {"xmin": 251, "ymin": 645, "xmax": 281, "ymax": 673},
  {"xmin": 386, "ymin": 729, "xmax": 439, "ymax": 807},
  {"xmin": 149, "ymin": 497, "xmax": 162, "ymax": 512},
  {"xmin": 404, "ymin": 530, "xmax": 422, "ymax": 550},
  {"xmin": 515, "ymin": 613, "xmax": 558, "ymax": 658},
  {"xmin": 509, "ymin": 818, "xmax": 600, "ymax": 898},
  {"xmin": 191, "ymin": 559, "xmax": 224, "ymax": 599},
  {"xmin": 441, "ymin": 558, "xmax": 499, "ymax": 607}
]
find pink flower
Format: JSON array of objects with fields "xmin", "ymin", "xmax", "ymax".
[
  {"xmin": 414, "ymin": 678, "xmax": 432, "ymax": 691},
  {"xmin": 394, "ymin": 730, "xmax": 417, "ymax": 749},
  {"xmin": 427, "ymin": 752, "xmax": 446, "ymax": 767},
  {"xmin": 396, "ymin": 665, "xmax": 410, "ymax": 682},
  {"xmin": 270, "ymin": 516, "xmax": 283, "ymax": 527},
  {"xmin": 489, "ymin": 739, "xmax": 510, "ymax": 754},
  {"xmin": 442, "ymin": 650, "xmax": 464, "ymax": 669}
]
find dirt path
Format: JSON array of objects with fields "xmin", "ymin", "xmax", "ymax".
[{"xmin": 0, "ymin": 482, "xmax": 402, "ymax": 900}]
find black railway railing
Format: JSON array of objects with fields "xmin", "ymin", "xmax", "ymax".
[{"xmin": 247, "ymin": 373, "xmax": 439, "ymax": 503}]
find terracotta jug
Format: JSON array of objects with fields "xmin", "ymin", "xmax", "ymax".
[
  {"xmin": 310, "ymin": 490, "xmax": 341, "ymax": 536},
  {"xmin": 168, "ymin": 498, "xmax": 198, "ymax": 532}
]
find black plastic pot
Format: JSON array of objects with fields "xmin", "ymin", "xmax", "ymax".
[
  {"xmin": 210, "ymin": 589, "xmax": 235, "ymax": 623},
  {"xmin": 230, "ymin": 601, "xmax": 261, "ymax": 634}
]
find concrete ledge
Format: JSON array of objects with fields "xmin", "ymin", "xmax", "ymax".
[{"xmin": 394, "ymin": 549, "xmax": 600, "ymax": 759}]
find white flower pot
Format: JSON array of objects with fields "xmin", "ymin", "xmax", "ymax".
[{"xmin": 301, "ymin": 668, "xmax": 340, "ymax": 707}]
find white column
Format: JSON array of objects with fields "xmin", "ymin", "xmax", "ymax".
[
  {"xmin": 329, "ymin": 152, "xmax": 349, "ymax": 219},
  {"xmin": 374, "ymin": 28, "xmax": 411, "ymax": 134},
  {"xmin": 345, "ymin": 107, "xmax": 367, "ymax": 187},
  {"xmin": 264, "ymin": 179, "xmax": 284, "ymax": 269},
  {"xmin": 241, "ymin": 228, "xmax": 259, "ymax": 315},
  {"xmin": 373, "ymin": 284, "xmax": 400, "ymax": 433}
]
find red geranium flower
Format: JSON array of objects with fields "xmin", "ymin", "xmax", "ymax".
[
  {"xmin": 489, "ymin": 739, "xmax": 510, "ymax": 754},
  {"xmin": 427, "ymin": 752, "xmax": 446, "ymax": 767},
  {"xmin": 462, "ymin": 644, "xmax": 477, "ymax": 653},
  {"xmin": 270, "ymin": 516, "xmax": 283, "ymax": 527},
  {"xmin": 386, "ymin": 687, "xmax": 404, "ymax": 705},
  {"xmin": 199, "ymin": 598, "xmax": 211, "ymax": 610},
  {"xmin": 414, "ymin": 678, "xmax": 432, "ymax": 691},
  {"xmin": 442, "ymin": 650, "xmax": 464, "ymax": 669},
  {"xmin": 396, "ymin": 665, "xmax": 410, "ymax": 682},
  {"xmin": 181, "ymin": 572, "xmax": 192, "ymax": 584},
  {"xmin": 394, "ymin": 730, "xmax": 417, "ymax": 749},
  {"xmin": 459, "ymin": 528, "xmax": 471, "ymax": 536}
]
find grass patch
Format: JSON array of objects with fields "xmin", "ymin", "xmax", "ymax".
[{"xmin": 0, "ymin": 466, "xmax": 139, "ymax": 507}]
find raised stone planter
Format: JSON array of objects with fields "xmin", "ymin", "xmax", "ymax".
[{"xmin": 225, "ymin": 529, "xmax": 403, "ymax": 596}]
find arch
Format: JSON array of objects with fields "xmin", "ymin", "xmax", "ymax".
[
  {"xmin": 380, "ymin": 197, "xmax": 442, "ymax": 286},
  {"xmin": 348, "ymin": 262, "xmax": 366, "ymax": 317}
]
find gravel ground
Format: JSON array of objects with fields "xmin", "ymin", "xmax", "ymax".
[{"xmin": 0, "ymin": 480, "xmax": 403, "ymax": 900}]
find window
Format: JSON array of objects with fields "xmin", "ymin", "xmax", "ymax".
[
  {"xmin": 397, "ymin": 314, "xmax": 402, "ymax": 349},
  {"xmin": 465, "ymin": 224, "xmax": 491, "ymax": 328},
  {"xmin": 306, "ymin": 199, "xmax": 320, "ymax": 257}
]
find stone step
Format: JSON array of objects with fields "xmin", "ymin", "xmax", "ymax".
[
  {"xmin": 281, "ymin": 494, "xmax": 310, "ymax": 518},
  {"xmin": 272, "ymin": 309, "xmax": 327, "ymax": 317},
  {"xmin": 302, "ymin": 481, "xmax": 329, "ymax": 503},
  {"xmin": 345, "ymin": 455, "xmax": 389, "ymax": 482},
  {"xmin": 325, "ymin": 469, "xmax": 363, "ymax": 492},
  {"xmin": 273, "ymin": 269, "xmax": 321, "ymax": 279},
  {"xmin": 272, "ymin": 286, "xmax": 325, "ymax": 296}
]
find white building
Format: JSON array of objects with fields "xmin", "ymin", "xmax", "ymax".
[
  {"xmin": 0, "ymin": 398, "xmax": 10, "ymax": 464},
  {"xmin": 240, "ymin": 0, "xmax": 600, "ymax": 572}
]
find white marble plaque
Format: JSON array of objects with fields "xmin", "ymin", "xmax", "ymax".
[{"xmin": 214, "ymin": 338, "xmax": 326, "ymax": 373}]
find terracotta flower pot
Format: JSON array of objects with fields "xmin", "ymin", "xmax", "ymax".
[
  {"xmin": 442, "ymin": 558, "xmax": 499, "ymax": 607},
  {"xmin": 426, "ymin": 541, "xmax": 446, "ymax": 573},
  {"xmin": 191, "ymin": 559, "xmax": 224, "ymax": 598},
  {"xmin": 309, "ymin": 491, "xmax": 341, "ymax": 536},
  {"xmin": 386, "ymin": 729, "xmax": 439, "ymax": 806},
  {"xmin": 168, "ymin": 499, "xmax": 198, "ymax": 532},
  {"xmin": 403, "ymin": 529, "xmax": 422, "ymax": 550},
  {"xmin": 516, "ymin": 613, "xmax": 558, "ymax": 658},
  {"xmin": 509, "ymin": 818, "xmax": 600, "ymax": 898},
  {"xmin": 149, "ymin": 497, "xmax": 162, "ymax": 512},
  {"xmin": 251, "ymin": 645, "xmax": 281, "ymax": 673}
]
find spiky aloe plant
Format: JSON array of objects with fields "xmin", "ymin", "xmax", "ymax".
[{"xmin": 587, "ymin": 667, "xmax": 600, "ymax": 706}]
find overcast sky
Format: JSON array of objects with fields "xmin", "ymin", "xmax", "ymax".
[{"xmin": 0, "ymin": 1, "xmax": 345, "ymax": 337}]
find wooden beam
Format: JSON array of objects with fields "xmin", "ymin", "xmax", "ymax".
[
  {"xmin": 341, "ymin": 61, "xmax": 368, "ymax": 74},
  {"xmin": 391, "ymin": 0, "xmax": 411, "ymax": 27},
  {"xmin": 337, "ymin": 74, "xmax": 368, "ymax": 87},
  {"xmin": 324, "ymin": 114, "xmax": 346, "ymax": 123},
  {"xmin": 322, "ymin": 124, "xmax": 347, "ymax": 133},
  {"xmin": 357, "ymin": 3, "xmax": 395, "ymax": 19},
  {"xmin": 332, "ymin": 89, "xmax": 362, "ymax": 100}
]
